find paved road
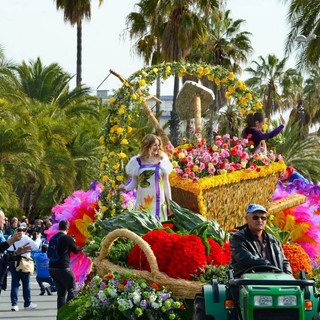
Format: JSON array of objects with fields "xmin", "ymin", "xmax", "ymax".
[{"xmin": 0, "ymin": 273, "xmax": 57, "ymax": 320}]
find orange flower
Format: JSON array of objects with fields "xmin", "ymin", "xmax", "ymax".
[
  {"xmin": 152, "ymin": 282, "xmax": 160, "ymax": 291},
  {"xmin": 118, "ymin": 283, "xmax": 125, "ymax": 290},
  {"xmin": 282, "ymin": 244, "xmax": 312, "ymax": 278}
]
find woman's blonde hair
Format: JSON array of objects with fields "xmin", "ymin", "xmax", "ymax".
[{"xmin": 140, "ymin": 134, "xmax": 163, "ymax": 160}]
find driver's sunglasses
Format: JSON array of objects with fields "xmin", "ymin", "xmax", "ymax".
[{"xmin": 252, "ymin": 215, "xmax": 267, "ymax": 221}]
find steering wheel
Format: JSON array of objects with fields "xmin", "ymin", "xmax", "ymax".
[{"xmin": 243, "ymin": 265, "xmax": 282, "ymax": 274}]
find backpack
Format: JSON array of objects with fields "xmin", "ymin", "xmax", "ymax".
[{"xmin": 47, "ymin": 233, "xmax": 66, "ymax": 263}]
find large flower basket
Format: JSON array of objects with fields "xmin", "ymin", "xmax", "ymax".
[
  {"xmin": 94, "ymin": 228, "xmax": 203, "ymax": 300},
  {"xmin": 170, "ymin": 162, "xmax": 286, "ymax": 231}
]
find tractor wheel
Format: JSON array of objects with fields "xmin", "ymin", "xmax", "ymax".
[{"xmin": 193, "ymin": 294, "xmax": 215, "ymax": 320}]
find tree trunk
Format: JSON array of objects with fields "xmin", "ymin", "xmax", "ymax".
[
  {"xmin": 76, "ymin": 20, "xmax": 82, "ymax": 86},
  {"xmin": 142, "ymin": 99, "xmax": 171, "ymax": 146},
  {"xmin": 156, "ymin": 77, "xmax": 161, "ymax": 114},
  {"xmin": 193, "ymin": 95, "xmax": 202, "ymax": 134},
  {"xmin": 21, "ymin": 175, "xmax": 36, "ymax": 218},
  {"xmin": 170, "ymin": 75, "xmax": 180, "ymax": 146},
  {"xmin": 155, "ymin": 40, "xmax": 161, "ymax": 114},
  {"xmin": 29, "ymin": 184, "xmax": 44, "ymax": 220}
]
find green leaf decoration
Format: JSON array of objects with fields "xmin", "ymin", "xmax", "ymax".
[{"xmin": 138, "ymin": 170, "xmax": 154, "ymax": 188}]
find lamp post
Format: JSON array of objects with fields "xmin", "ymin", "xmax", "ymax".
[{"xmin": 295, "ymin": 34, "xmax": 317, "ymax": 43}]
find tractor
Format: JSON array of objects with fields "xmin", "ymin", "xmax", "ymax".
[{"xmin": 193, "ymin": 265, "xmax": 320, "ymax": 320}]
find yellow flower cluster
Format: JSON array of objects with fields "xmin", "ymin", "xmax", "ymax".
[
  {"xmin": 169, "ymin": 162, "xmax": 286, "ymax": 216},
  {"xmin": 169, "ymin": 162, "xmax": 286, "ymax": 193}
]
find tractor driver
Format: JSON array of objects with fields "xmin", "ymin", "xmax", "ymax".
[{"xmin": 230, "ymin": 203, "xmax": 292, "ymax": 277}]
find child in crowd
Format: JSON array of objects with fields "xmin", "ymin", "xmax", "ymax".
[{"xmin": 34, "ymin": 244, "xmax": 56, "ymax": 295}]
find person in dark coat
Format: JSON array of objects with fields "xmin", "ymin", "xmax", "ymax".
[
  {"xmin": 242, "ymin": 112, "xmax": 285, "ymax": 153},
  {"xmin": 48, "ymin": 220, "xmax": 82, "ymax": 309},
  {"xmin": 230, "ymin": 203, "xmax": 292, "ymax": 277}
]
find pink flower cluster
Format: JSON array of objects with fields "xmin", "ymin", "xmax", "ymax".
[{"xmin": 167, "ymin": 134, "xmax": 280, "ymax": 181}]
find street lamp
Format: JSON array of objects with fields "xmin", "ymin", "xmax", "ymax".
[{"xmin": 295, "ymin": 34, "xmax": 317, "ymax": 43}]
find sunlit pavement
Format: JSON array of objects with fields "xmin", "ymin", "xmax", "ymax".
[{"xmin": 0, "ymin": 273, "xmax": 57, "ymax": 320}]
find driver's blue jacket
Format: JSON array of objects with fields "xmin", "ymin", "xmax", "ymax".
[{"xmin": 230, "ymin": 226, "xmax": 292, "ymax": 277}]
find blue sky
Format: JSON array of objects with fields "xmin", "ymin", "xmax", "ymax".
[{"xmin": 0, "ymin": 0, "xmax": 293, "ymax": 95}]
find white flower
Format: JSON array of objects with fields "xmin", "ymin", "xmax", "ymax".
[
  {"xmin": 126, "ymin": 300, "xmax": 134, "ymax": 309},
  {"xmin": 98, "ymin": 290, "xmax": 106, "ymax": 301},
  {"xmin": 149, "ymin": 293, "xmax": 157, "ymax": 303},
  {"xmin": 110, "ymin": 288, "xmax": 117, "ymax": 297},
  {"xmin": 117, "ymin": 298, "xmax": 128, "ymax": 310},
  {"xmin": 132, "ymin": 292, "xmax": 141, "ymax": 305},
  {"xmin": 151, "ymin": 302, "xmax": 160, "ymax": 309}
]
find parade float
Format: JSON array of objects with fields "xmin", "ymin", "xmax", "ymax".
[{"xmin": 53, "ymin": 62, "xmax": 320, "ymax": 319}]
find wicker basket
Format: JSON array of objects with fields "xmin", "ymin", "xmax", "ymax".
[{"xmin": 94, "ymin": 228, "xmax": 203, "ymax": 300}]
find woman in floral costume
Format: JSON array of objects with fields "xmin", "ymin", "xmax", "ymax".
[{"xmin": 123, "ymin": 134, "xmax": 173, "ymax": 221}]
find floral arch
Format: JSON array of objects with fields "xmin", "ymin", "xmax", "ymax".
[{"xmin": 98, "ymin": 61, "xmax": 264, "ymax": 218}]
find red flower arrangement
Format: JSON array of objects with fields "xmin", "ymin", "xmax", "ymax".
[
  {"xmin": 166, "ymin": 234, "xmax": 207, "ymax": 280},
  {"xmin": 162, "ymin": 222, "xmax": 174, "ymax": 230},
  {"xmin": 127, "ymin": 230, "xmax": 181, "ymax": 273},
  {"xmin": 206, "ymin": 238, "xmax": 231, "ymax": 266},
  {"xmin": 127, "ymin": 230, "xmax": 231, "ymax": 281}
]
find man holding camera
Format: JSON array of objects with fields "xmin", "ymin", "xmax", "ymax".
[{"xmin": 7, "ymin": 222, "xmax": 39, "ymax": 311}]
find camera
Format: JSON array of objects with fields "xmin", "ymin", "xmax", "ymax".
[{"xmin": 34, "ymin": 226, "xmax": 43, "ymax": 233}]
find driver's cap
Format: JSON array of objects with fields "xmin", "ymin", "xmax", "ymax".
[{"xmin": 246, "ymin": 203, "xmax": 267, "ymax": 214}]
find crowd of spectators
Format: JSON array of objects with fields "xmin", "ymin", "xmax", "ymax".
[{"xmin": 4, "ymin": 216, "xmax": 53, "ymax": 244}]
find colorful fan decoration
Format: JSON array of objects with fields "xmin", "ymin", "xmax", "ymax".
[
  {"xmin": 46, "ymin": 180, "xmax": 102, "ymax": 283},
  {"xmin": 273, "ymin": 177, "xmax": 320, "ymax": 264}
]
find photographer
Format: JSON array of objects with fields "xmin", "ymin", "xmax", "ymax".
[
  {"xmin": 31, "ymin": 226, "xmax": 43, "ymax": 249},
  {"xmin": 7, "ymin": 222, "xmax": 39, "ymax": 311}
]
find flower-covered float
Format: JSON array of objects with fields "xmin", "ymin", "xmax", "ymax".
[
  {"xmin": 54, "ymin": 61, "xmax": 320, "ymax": 319},
  {"xmin": 168, "ymin": 133, "xmax": 286, "ymax": 229},
  {"xmin": 56, "ymin": 178, "xmax": 319, "ymax": 320}
]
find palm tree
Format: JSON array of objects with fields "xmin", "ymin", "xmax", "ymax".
[
  {"xmin": 280, "ymin": 68, "xmax": 304, "ymax": 109},
  {"xmin": 303, "ymin": 67, "xmax": 320, "ymax": 127},
  {"xmin": 186, "ymin": 9, "xmax": 252, "ymax": 140},
  {"xmin": 67, "ymin": 127, "xmax": 101, "ymax": 189},
  {"xmin": 0, "ymin": 120, "xmax": 42, "ymax": 214},
  {"xmin": 275, "ymin": 120, "xmax": 320, "ymax": 183},
  {"xmin": 13, "ymin": 57, "xmax": 72, "ymax": 103},
  {"xmin": 0, "ymin": 57, "xmax": 103, "ymax": 219},
  {"xmin": 188, "ymin": 10, "xmax": 252, "ymax": 75},
  {"xmin": 279, "ymin": 68, "xmax": 311, "ymax": 139},
  {"xmin": 154, "ymin": 0, "xmax": 219, "ymax": 146},
  {"xmin": 55, "ymin": 0, "xmax": 104, "ymax": 86},
  {"xmin": 245, "ymin": 54, "xmax": 288, "ymax": 119},
  {"xmin": 1, "ymin": 57, "xmax": 97, "ymax": 115},
  {"xmin": 215, "ymin": 104, "xmax": 242, "ymax": 136},
  {"xmin": 126, "ymin": 0, "xmax": 165, "ymax": 114},
  {"xmin": 0, "ymin": 44, "xmax": 15, "ymax": 76},
  {"xmin": 283, "ymin": 0, "xmax": 320, "ymax": 70}
]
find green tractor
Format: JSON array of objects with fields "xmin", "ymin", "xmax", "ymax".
[{"xmin": 193, "ymin": 266, "xmax": 320, "ymax": 320}]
